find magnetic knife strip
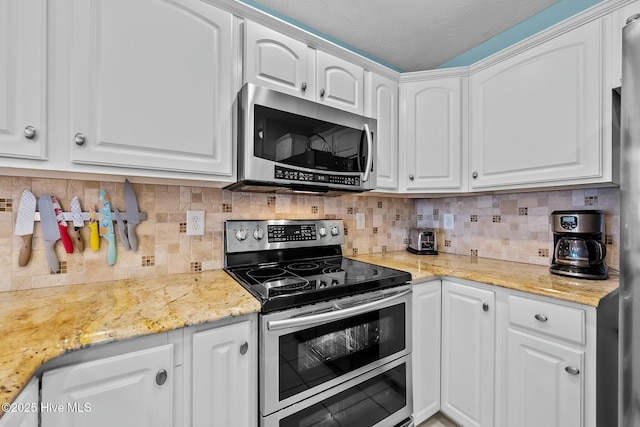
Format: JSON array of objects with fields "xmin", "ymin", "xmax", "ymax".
[{"xmin": 32, "ymin": 212, "xmax": 148, "ymax": 221}]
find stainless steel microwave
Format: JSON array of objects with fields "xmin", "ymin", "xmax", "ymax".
[{"xmin": 226, "ymin": 83, "xmax": 377, "ymax": 194}]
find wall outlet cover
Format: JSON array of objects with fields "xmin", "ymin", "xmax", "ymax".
[
  {"xmin": 443, "ymin": 213, "xmax": 454, "ymax": 230},
  {"xmin": 186, "ymin": 210, "xmax": 205, "ymax": 235},
  {"xmin": 356, "ymin": 212, "xmax": 366, "ymax": 229}
]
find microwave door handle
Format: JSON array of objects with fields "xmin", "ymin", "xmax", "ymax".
[
  {"xmin": 267, "ymin": 289, "xmax": 411, "ymax": 331},
  {"xmin": 362, "ymin": 123, "xmax": 373, "ymax": 182}
]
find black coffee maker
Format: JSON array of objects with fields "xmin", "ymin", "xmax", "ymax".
[{"xmin": 550, "ymin": 210, "xmax": 608, "ymax": 280}]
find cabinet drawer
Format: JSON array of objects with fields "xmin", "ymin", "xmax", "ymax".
[{"xmin": 507, "ymin": 295, "xmax": 585, "ymax": 345}]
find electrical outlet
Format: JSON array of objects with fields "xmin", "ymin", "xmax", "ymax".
[
  {"xmin": 186, "ymin": 210, "xmax": 205, "ymax": 236},
  {"xmin": 356, "ymin": 212, "xmax": 366, "ymax": 229},
  {"xmin": 443, "ymin": 213, "xmax": 454, "ymax": 230}
]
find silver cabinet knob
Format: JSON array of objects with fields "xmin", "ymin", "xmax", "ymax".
[
  {"xmin": 565, "ymin": 366, "xmax": 580, "ymax": 375},
  {"xmin": 320, "ymin": 88, "xmax": 325, "ymax": 97},
  {"xmin": 534, "ymin": 314, "xmax": 548, "ymax": 322},
  {"xmin": 408, "ymin": 174, "xmax": 414, "ymax": 181},
  {"xmin": 156, "ymin": 369, "xmax": 168, "ymax": 385},
  {"xmin": 482, "ymin": 302, "xmax": 489, "ymax": 312},
  {"xmin": 301, "ymin": 82, "xmax": 307, "ymax": 92},
  {"xmin": 472, "ymin": 171, "xmax": 478, "ymax": 179},
  {"xmin": 240, "ymin": 341, "xmax": 249, "ymax": 355},
  {"xmin": 74, "ymin": 133, "xmax": 86, "ymax": 146},
  {"xmin": 24, "ymin": 126, "xmax": 36, "ymax": 140}
]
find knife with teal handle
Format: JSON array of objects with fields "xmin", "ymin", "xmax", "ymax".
[{"xmin": 99, "ymin": 189, "xmax": 117, "ymax": 266}]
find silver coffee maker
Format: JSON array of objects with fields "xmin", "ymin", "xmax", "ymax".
[{"xmin": 550, "ymin": 210, "xmax": 608, "ymax": 280}]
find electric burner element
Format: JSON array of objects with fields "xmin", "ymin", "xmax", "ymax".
[{"xmin": 224, "ymin": 219, "xmax": 412, "ymax": 312}]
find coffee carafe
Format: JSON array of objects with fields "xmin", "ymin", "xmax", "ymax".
[{"xmin": 550, "ymin": 210, "xmax": 608, "ymax": 279}]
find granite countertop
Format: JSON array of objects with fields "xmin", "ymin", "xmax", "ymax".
[
  {"xmin": 0, "ymin": 270, "xmax": 260, "ymax": 410},
  {"xmin": 0, "ymin": 252, "xmax": 619, "ymax": 411},
  {"xmin": 353, "ymin": 251, "xmax": 619, "ymax": 306}
]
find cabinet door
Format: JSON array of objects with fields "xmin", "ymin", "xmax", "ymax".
[
  {"xmin": 400, "ymin": 77, "xmax": 465, "ymax": 192},
  {"xmin": 245, "ymin": 20, "xmax": 314, "ymax": 99},
  {"xmin": 505, "ymin": 329, "xmax": 583, "ymax": 427},
  {"xmin": 41, "ymin": 344, "xmax": 174, "ymax": 427},
  {"xmin": 0, "ymin": 378, "xmax": 39, "ymax": 427},
  {"xmin": 192, "ymin": 320, "xmax": 256, "ymax": 427},
  {"xmin": 370, "ymin": 73, "xmax": 399, "ymax": 190},
  {"xmin": 68, "ymin": 0, "xmax": 234, "ymax": 177},
  {"xmin": 412, "ymin": 280, "xmax": 441, "ymax": 425},
  {"xmin": 441, "ymin": 280, "xmax": 495, "ymax": 427},
  {"xmin": 0, "ymin": 0, "xmax": 46, "ymax": 160},
  {"xmin": 470, "ymin": 19, "xmax": 603, "ymax": 191},
  {"xmin": 317, "ymin": 51, "xmax": 364, "ymax": 114}
]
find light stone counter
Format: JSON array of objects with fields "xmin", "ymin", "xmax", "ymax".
[
  {"xmin": 0, "ymin": 270, "xmax": 260, "ymax": 411},
  {"xmin": 352, "ymin": 251, "xmax": 619, "ymax": 307}
]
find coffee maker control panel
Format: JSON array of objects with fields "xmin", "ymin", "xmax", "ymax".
[{"xmin": 560, "ymin": 215, "xmax": 578, "ymax": 231}]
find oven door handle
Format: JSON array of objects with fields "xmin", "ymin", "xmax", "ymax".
[{"xmin": 267, "ymin": 289, "xmax": 411, "ymax": 331}]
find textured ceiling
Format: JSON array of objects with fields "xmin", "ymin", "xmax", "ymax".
[{"xmin": 246, "ymin": 0, "xmax": 561, "ymax": 72}]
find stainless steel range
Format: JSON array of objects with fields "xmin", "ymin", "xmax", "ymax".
[{"xmin": 224, "ymin": 219, "xmax": 414, "ymax": 427}]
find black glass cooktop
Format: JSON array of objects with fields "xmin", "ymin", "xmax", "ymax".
[{"xmin": 225, "ymin": 255, "xmax": 411, "ymax": 313}]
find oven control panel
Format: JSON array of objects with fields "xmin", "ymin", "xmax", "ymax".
[{"xmin": 225, "ymin": 219, "xmax": 344, "ymax": 253}]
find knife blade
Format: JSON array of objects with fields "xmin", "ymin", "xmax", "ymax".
[
  {"xmin": 99, "ymin": 189, "xmax": 116, "ymax": 265},
  {"xmin": 69, "ymin": 196, "xmax": 85, "ymax": 252},
  {"xmin": 113, "ymin": 208, "xmax": 130, "ymax": 250},
  {"xmin": 51, "ymin": 195, "xmax": 74, "ymax": 254},
  {"xmin": 88, "ymin": 204, "xmax": 100, "ymax": 252},
  {"xmin": 38, "ymin": 194, "xmax": 61, "ymax": 273},
  {"xmin": 124, "ymin": 179, "xmax": 140, "ymax": 251},
  {"xmin": 14, "ymin": 190, "xmax": 36, "ymax": 267}
]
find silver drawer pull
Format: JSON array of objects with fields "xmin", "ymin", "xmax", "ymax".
[
  {"xmin": 534, "ymin": 314, "xmax": 548, "ymax": 322},
  {"xmin": 565, "ymin": 366, "xmax": 580, "ymax": 375}
]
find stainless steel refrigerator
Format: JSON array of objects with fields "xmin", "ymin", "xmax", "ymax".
[{"xmin": 621, "ymin": 12, "xmax": 640, "ymax": 427}]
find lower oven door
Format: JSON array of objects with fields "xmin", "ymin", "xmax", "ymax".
[
  {"xmin": 260, "ymin": 286, "xmax": 412, "ymax": 415},
  {"xmin": 262, "ymin": 356, "xmax": 412, "ymax": 427}
]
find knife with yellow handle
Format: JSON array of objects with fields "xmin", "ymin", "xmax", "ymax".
[{"xmin": 88, "ymin": 204, "xmax": 100, "ymax": 252}]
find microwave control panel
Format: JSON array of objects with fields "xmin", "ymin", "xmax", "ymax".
[{"xmin": 275, "ymin": 166, "xmax": 361, "ymax": 186}]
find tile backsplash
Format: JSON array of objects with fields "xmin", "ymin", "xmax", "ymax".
[
  {"xmin": 0, "ymin": 175, "xmax": 620, "ymax": 292},
  {"xmin": 0, "ymin": 176, "xmax": 415, "ymax": 292},
  {"xmin": 416, "ymin": 187, "xmax": 620, "ymax": 270}
]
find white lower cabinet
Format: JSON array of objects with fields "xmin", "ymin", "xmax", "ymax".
[
  {"xmin": 0, "ymin": 378, "xmax": 39, "ymax": 427},
  {"xmin": 440, "ymin": 280, "xmax": 495, "ymax": 427},
  {"xmin": 412, "ymin": 280, "xmax": 441, "ymax": 425},
  {"xmin": 191, "ymin": 319, "xmax": 257, "ymax": 427},
  {"xmin": 504, "ymin": 329, "xmax": 583, "ymax": 427},
  {"xmin": 41, "ymin": 344, "xmax": 174, "ymax": 427}
]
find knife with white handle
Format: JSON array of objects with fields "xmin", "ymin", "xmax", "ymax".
[
  {"xmin": 14, "ymin": 190, "xmax": 36, "ymax": 267},
  {"xmin": 38, "ymin": 194, "xmax": 61, "ymax": 273},
  {"xmin": 69, "ymin": 196, "xmax": 85, "ymax": 252}
]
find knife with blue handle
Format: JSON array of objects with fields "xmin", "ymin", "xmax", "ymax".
[{"xmin": 99, "ymin": 189, "xmax": 116, "ymax": 265}]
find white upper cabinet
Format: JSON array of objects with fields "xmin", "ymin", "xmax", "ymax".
[
  {"xmin": 245, "ymin": 20, "xmax": 314, "ymax": 99},
  {"xmin": 399, "ymin": 76, "xmax": 466, "ymax": 192},
  {"xmin": 0, "ymin": 0, "xmax": 47, "ymax": 160},
  {"xmin": 68, "ymin": 0, "xmax": 235, "ymax": 178},
  {"xmin": 469, "ymin": 19, "xmax": 605, "ymax": 191},
  {"xmin": 368, "ymin": 72, "xmax": 399, "ymax": 190},
  {"xmin": 244, "ymin": 20, "xmax": 364, "ymax": 115}
]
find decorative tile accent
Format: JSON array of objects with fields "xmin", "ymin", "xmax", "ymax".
[
  {"xmin": 222, "ymin": 203, "xmax": 232, "ymax": 213},
  {"xmin": 179, "ymin": 223, "xmax": 187, "ymax": 233},
  {"xmin": 433, "ymin": 209, "xmax": 439, "ymax": 220},
  {"xmin": 377, "ymin": 201, "xmax": 383, "ymax": 209},
  {"xmin": 417, "ymin": 214, "xmax": 424, "ymax": 221},
  {"xmin": 403, "ymin": 237, "xmax": 408, "ymax": 245},
  {"xmin": 395, "ymin": 214, "xmax": 401, "ymax": 221},
  {"xmin": 267, "ymin": 196, "xmax": 276, "ymax": 206},
  {"xmin": 538, "ymin": 248, "xmax": 549, "ymax": 257},
  {"xmin": 492, "ymin": 215, "xmax": 501, "ymax": 223},
  {"xmin": 444, "ymin": 240, "xmax": 451, "ymax": 247},
  {"xmin": 605, "ymin": 234, "xmax": 614, "ymax": 245},
  {"xmin": 470, "ymin": 249, "xmax": 478, "ymax": 257},
  {"xmin": 382, "ymin": 246, "xmax": 387, "ymax": 253},
  {"xmin": 50, "ymin": 262, "xmax": 67, "ymax": 275},
  {"xmin": 311, "ymin": 206, "xmax": 318, "ymax": 213},
  {"xmin": 344, "ymin": 227, "xmax": 348, "ymax": 235},
  {"xmin": 347, "ymin": 207, "xmax": 354, "ymax": 214},
  {"xmin": 0, "ymin": 198, "xmax": 12, "ymax": 212},
  {"xmin": 585, "ymin": 196, "xmax": 599, "ymax": 206},
  {"xmin": 190, "ymin": 261, "xmax": 202, "ymax": 272},
  {"xmin": 142, "ymin": 256, "xmax": 155, "ymax": 267},
  {"xmin": 470, "ymin": 215, "xmax": 478, "ymax": 223},
  {"xmin": 352, "ymin": 248, "xmax": 358, "ymax": 255},
  {"xmin": 518, "ymin": 207, "xmax": 528, "ymax": 216},
  {"xmin": 373, "ymin": 227, "xmax": 378, "ymax": 234}
]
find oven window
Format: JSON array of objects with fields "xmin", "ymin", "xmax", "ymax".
[
  {"xmin": 253, "ymin": 105, "xmax": 369, "ymax": 174},
  {"xmin": 280, "ymin": 363, "xmax": 407, "ymax": 427},
  {"xmin": 279, "ymin": 303, "xmax": 406, "ymax": 401}
]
